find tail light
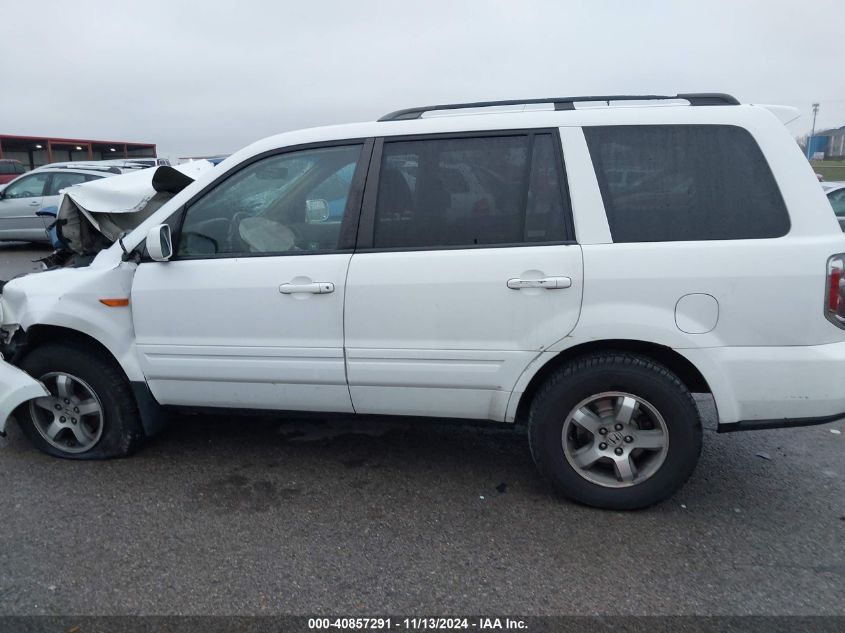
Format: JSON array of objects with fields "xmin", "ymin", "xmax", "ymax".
[{"xmin": 825, "ymin": 254, "xmax": 845, "ymax": 328}]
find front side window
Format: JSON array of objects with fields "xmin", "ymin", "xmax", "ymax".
[
  {"xmin": 3, "ymin": 172, "xmax": 49, "ymax": 199},
  {"xmin": 373, "ymin": 133, "xmax": 568, "ymax": 249},
  {"xmin": 177, "ymin": 144, "xmax": 363, "ymax": 257},
  {"xmin": 0, "ymin": 162, "xmax": 14, "ymax": 175},
  {"xmin": 584, "ymin": 125, "xmax": 790, "ymax": 242},
  {"xmin": 46, "ymin": 172, "xmax": 94, "ymax": 195}
]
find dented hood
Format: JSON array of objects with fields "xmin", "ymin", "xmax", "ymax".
[{"xmin": 57, "ymin": 160, "xmax": 214, "ymax": 254}]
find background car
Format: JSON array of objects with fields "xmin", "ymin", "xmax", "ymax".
[
  {"xmin": 824, "ymin": 181, "xmax": 845, "ymax": 230},
  {"xmin": 32, "ymin": 158, "xmax": 167, "ymax": 172},
  {"xmin": 0, "ymin": 166, "xmax": 122, "ymax": 243},
  {"xmin": 0, "ymin": 159, "xmax": 26, "ymax": 185}
]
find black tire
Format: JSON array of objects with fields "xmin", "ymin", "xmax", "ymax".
[
  {"xmin": 16, "ymin": 342, "xmax": 145, "ymax": 459},
  {"xmin": 528, "ymin": 352, "xmax": 702, "ymax": 510}
]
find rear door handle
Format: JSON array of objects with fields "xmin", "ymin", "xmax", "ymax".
[
  {"xmin": 507, "ymin": 276, "xmax": 572, "ymax": 290},
  {"xmin": 279, "ymin": 282, "xmax": 335, "ymax": 294},
  {"xmin": 28, "ymin": 201, "xmax": 41, "ymax": 206}
]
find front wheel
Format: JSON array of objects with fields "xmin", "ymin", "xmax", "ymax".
[
  {"xmin": 528, "ymin": 352, "xmax": 702, "ymax": 510},
  {"xmin": 16, "ymin": 342, "xmax": 145, "ymax": 459}
]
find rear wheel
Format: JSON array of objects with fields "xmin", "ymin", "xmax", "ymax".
[
  {"xmin": 16, "ymin": 343, "xmax": 145, "ymax": 459},
  {"xmin": 528, "ymin": 352, "xmax": 702, "ymax": 510}
]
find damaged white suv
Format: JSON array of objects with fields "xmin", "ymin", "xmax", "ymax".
[{"xmin": 2, "ymin": 93, "xmax": 844, "ymax": 510}]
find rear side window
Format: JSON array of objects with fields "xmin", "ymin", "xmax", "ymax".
[
  {"xmin": 584, "ymin": 125, "xmax": 790, "ymax": 242},
  {"xmin": 0, "ymin": 162, "xmax": 14, "ymax": 175},
  {"xmin": 46, "ymin": 172, "xmax": 92, "ymax": 195},
  {"xmin": 373, "ymin": 133, "xmax": 568, "ymax": 249}
]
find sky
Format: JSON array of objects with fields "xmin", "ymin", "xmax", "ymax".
[{"xmin": 1, "ymin": 0, "xmax": 843, "ymax": 160}]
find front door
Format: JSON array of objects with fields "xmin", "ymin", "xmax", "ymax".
[
  {"xmin": 131, "ymin": 141, "xmax": 371, "ymax": 412},
  {"xmin": 344, "ymin": 131, "xmax": 583, "ymax": 421},
  {"xmin": 0, "ymin": 171, "xmax": 50, "ymax": 241}
]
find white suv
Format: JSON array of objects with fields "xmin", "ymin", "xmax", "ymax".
[{"xmin": 1, "ymin": 93, "xmax": 843, "ymax": 510}]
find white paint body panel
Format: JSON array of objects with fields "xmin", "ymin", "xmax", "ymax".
[
  {"xmin": 345, "ymin": 246, "xmax": 583, "ymax": 419},
  {"xmin": 0, "ymin": 261, "xmax": 145, "ymax": 381},
  {"xmin": 682, "ymin": 343, "xmax": 845, "ymax": 422},
  {"xmin": 0, "ymin": 359, "xmax": 49, "ymax": 435},
  {"xmin": 130, "ymin": 255, "xmax": 353, "ymax": 411}
]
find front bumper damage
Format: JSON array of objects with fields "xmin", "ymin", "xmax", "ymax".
[{"xmin": 0, "ymin": 359, "xmax": 48, "ymax": 436}]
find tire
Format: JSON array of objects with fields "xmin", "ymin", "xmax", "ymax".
[
  {"xmin": 15, "ymin": 342, "xmax": 145, "ymax": 459},
  {"xmin": 528, "ymin": 352, "xmax": 702, "ymax": 510}
]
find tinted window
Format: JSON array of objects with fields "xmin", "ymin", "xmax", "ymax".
[
  {"xmin": 373, "ymin": 133, "xmax": 567, "ymax": 249},
  {"xmin": 584, "ymin": 125, "xmax": 790, "ymax": 242},
  {"xmin": 0, "ymin": 162, "xmax": 14, "ymax": 175},
  {"xmin": 3, "ymin": 172, "xmax": 49, "ymax": 199},
  {"xmin": 46, "ymin": 172, "xmax": 92, "ymax": 195},
  {"xmin": 178, "ymin": 144, "xmax": 362, "ymax": 257},
  {"xmin": 829, "ymin": 189, "xmax": 845, "ymax": 218}
]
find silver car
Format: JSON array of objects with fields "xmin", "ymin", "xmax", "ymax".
[{"xmin": 0, "ymin": 167, "xmax": 120, "ymax": 242}]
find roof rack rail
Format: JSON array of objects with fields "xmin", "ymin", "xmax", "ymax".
[
  {"xmin": 42, "ymin": 164, "xmax": 124, "ymax": 174},
  {"xmin": 378, "ymin": 93, "xmax": 740, "ymax": 122}
]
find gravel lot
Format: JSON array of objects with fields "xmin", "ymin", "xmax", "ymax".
[{"xmin": 0, "ymin": 242, "xmax": 843, "ymax": 616}]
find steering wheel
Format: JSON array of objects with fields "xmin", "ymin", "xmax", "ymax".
[{"xmin": 180, "ymin": 231, "xmax": 219, "ymax": 254}]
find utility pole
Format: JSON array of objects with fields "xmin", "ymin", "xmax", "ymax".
[{"xmin": 807, "ymin": 102, "xmax": 820, "ymax": 159}]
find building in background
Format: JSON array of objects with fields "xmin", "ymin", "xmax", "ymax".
[
  {"xmin": 806, "ymin": 126, "xmax": 845, "ymax": 160},
  {"xmin": 821, "ymin": 126, "xmax": 845, "ymax": 160},
  {"xmin": 0, "ymin": 134, "xmax": 157, "ymax": 170}
]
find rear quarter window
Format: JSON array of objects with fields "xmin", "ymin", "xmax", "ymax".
[{"xmin": 584, "ymin": 125, "xmax": 790, "ymax": 242}]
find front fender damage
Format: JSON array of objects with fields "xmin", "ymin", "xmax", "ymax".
[{"xmin": 0, "ymin": 360, "xmax": 49, "ymax": 436}]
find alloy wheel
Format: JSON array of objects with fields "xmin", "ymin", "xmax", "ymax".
[
  {"xmin": 561, "ymin": 391, "xmax": 669, "ymax": 488},
  {"xmin": 29, "ymin": 372, "xmax": 104, "ymax": 454}
]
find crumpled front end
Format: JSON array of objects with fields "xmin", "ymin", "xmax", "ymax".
[
  {"xmin": 0, "ymin": 359, "xmax": 48, "ymax": 436},
  {"xmin": 57, "ymin": 160, "xmax": 215, "ymax": 256}
]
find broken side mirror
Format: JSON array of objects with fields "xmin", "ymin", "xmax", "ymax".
[{"xmin": 146, "ymin": 224, "xmax": 173, "ymax": 261}]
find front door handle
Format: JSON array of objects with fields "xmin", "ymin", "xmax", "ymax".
[
  {"xmin": 507, "ymin": 276, "xmax": 572, "ymax": 290},
  {"xmin": 28, "ymin": 201, "xmax": 41, "ymax": 206},
  {"xmin": 279, "ymin": 282, "xmax": 335, "ymax": 294}
]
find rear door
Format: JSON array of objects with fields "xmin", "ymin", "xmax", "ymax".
[{"xmin": 344, "ymin": 130, "xmax": 583, "ymax": 421}]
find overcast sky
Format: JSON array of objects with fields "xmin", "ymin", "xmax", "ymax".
[{"xmin": 2, "ymin": 0, "xmax": 843, "ymax": 159}]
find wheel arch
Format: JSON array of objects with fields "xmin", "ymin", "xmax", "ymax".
[
  {"xmin": 14, "ymin": 324, "xmax": 166, "ymax": 437},
  {"xmin": 22, "ymin": 324, "xmax": 120, "ymax": 366},
  {"xmin": 513, "ymin": 339, "xmax": 712, "ymax": 425}
]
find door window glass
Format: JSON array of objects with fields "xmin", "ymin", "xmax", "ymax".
[
  {"xmin": 177, "ymin": 144, "xmax": 363, "ymax": 257},
  {"xmin": 3, "ymin": 172, "xmax": 49, "ymax": 199},
  {"xmin": 373, "ymin": 134, "xmax": 568, "ymax": 249},
  {"xmin": 46, "ymin": 172, "xmax": 92, "ymax": 195}
]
